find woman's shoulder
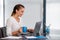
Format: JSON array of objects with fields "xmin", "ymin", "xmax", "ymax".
[{"xmin": 7, "ymin": 16, "xmax": 14, "ymax": 22}]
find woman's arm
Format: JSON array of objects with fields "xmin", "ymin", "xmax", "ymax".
[
  {"xmin": 12, "ymin": 27, "xmax": 22, "ymax": 36},
  {"xmin": 12, "ymin": 30, "xmax": 19, "ymax": 36},
  {"xmin": 27, "ymin": 29, "xmax": 34, "ymax": 33}
]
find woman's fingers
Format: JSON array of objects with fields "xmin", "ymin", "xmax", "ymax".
[{"xmin": 19, "ymin": 27, "xmax": 22, "ymax": 32}]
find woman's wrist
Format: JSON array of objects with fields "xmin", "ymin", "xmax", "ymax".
[{"xmin": 12, "ymin": 31, "xmax": 19, "ymax": 36}]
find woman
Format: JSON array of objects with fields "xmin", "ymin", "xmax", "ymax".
[{"xmin": 6, "ymin": 4, "xmax": 25, "ymax": 36}]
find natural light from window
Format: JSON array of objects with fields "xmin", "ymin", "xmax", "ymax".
[
  {"xmin": 46, "ymin": 3, "xmax": 60, "ymax": 30},
  {"xmin": 0, "ymin": 0, "xmax": 3, "ymax": 27}
]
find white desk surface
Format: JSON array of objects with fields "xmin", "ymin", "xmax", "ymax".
[
  {"xmin": 1, "ymin": 36, "xmax": 46, "ymax": 39},
  {"xmin": 1, "ymin": 36, "xmax": 22, "ymax": 39},
  {"xmin": 1, "ymin": 36, "xmax": 37, "ymax": 39}
]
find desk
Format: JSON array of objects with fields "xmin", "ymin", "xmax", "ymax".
[
  {"xmin": 0, "ymin": 36, "xmax": 22, "ymax": 40},
  {"xmin": 26, "ymin": 36, "xmax": 47, "ymax": 40},
  {"xmin": 0, "ymin": 36, "xmax": 47, "ymax": 40}
]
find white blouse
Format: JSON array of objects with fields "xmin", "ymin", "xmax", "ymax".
[{"xmin": 6, "ymin": 17, "xmax": 23, "ymax": 36}]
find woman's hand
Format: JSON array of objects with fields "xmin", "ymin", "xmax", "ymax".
[
  {"xmin": 27, "ymin": 29, "xmax": 34, "ymax": 33},
  {"xmin": 12, "ymin": 31, "xmax": 19, "ymax": 36},
  {"xmin": 18, "ymin": 27, "xmax": 22, "ymax": 33}
]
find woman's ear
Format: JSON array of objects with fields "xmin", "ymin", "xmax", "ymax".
[
  {"xmin": 16, "ymin": 10, "xmax": 18, "ymax": 13},
  {"xmin": 16, "ymin": 9, "xmax": 19, "ymax": 13}
]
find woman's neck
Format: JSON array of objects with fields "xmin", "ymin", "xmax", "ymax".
[{"xmin": 13, "ymin": 14, "xmax": 19, "ymax": 19}]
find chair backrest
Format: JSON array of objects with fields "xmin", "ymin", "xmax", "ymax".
[
  {"xmin": 0, "ymin": 28, "xmax": 3, "ymax": 38},
  {"xmin": 1, "ymin": 27, "xmax": 7, "ymax": 37},
  {"xmin": 33, "ymin": 22, "xmax": 41, "ymax": 36}
]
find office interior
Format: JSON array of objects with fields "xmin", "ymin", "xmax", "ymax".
[{"xmin": 0, "ymin": 0, "xmax": 60, "ymax": 40}]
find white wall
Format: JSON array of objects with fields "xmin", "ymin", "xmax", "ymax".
[
  {"xmin": 0, "ymin": 0, "xmax": 3, "ymax": 27},
  {"xmin": 5, "ymin": 0, "xmax": 43, "ymax": 29}
]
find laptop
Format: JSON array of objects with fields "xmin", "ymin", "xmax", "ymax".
[{"xmin": 33, "ymin": 22, "xmax": 41, "ymax": 36}]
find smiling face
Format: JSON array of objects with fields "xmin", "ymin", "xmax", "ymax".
[{"xmin": 16, "ymin": 7, "xmax": 25, "ymax": 17}]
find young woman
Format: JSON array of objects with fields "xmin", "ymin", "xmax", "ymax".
[{"xmin": 6, "ymin": 4, "xmax": 25, "ymax": 36}]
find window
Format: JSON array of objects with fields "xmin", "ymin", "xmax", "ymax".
[{"xmin": 0, "ymin": 0, "xmax": 3, "ymax": 27}]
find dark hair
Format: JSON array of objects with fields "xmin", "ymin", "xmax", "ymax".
[{"xmin": 11, "ymin": 4, "xmax": 25, "ymax": 16}]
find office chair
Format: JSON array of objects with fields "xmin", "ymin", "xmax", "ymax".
[
  {"xmin": 0, "ymin": 28, "xmax": 3, "ymax": 38},
  {"xmin": 1, "ymin": 27, "xmax": 7, "ymax": 37}
]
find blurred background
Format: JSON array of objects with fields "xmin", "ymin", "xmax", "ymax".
[
  {"xmin": 46, "ymin": 0, "xmax": 60, "ymax": 40},
  {"xmin": 0, "ymin": 0, "xmax": 3, "ymax": 27},
  {"xmin": 0, "ymin": 0, "xmax": 60, "ymax": 40}
]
